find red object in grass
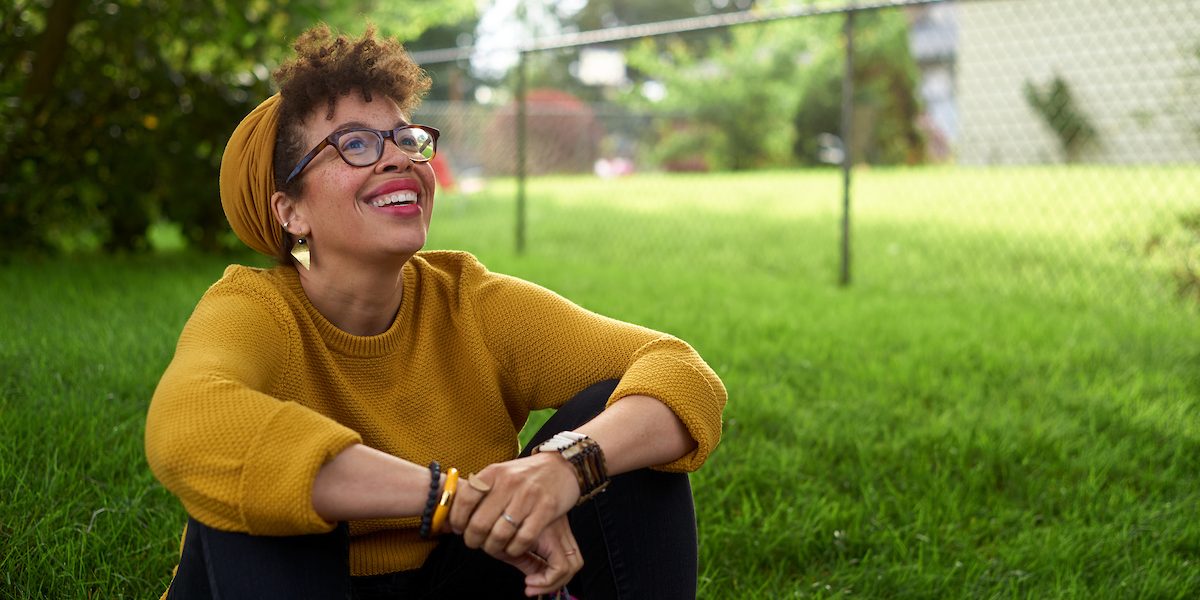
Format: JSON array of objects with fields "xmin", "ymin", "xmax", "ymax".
[{"xmin": 431, "ymin": 153, "xmax": 455, "ymax": 191}]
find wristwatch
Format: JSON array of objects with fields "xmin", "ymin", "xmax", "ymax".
[{"xmin": 534, "ymin": 431, "xmax": 610, "ymax": 504}]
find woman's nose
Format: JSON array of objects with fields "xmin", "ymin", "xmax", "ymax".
[{"xmin": 375, "ymin": 140, "xmax": 414, "ymax": 173}]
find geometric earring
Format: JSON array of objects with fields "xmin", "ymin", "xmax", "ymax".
[{"xmin": 291, "ymin": 237, "xmax": 311, "ymax": 270}]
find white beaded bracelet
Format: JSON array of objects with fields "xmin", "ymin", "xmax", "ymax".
[{"xmin": 534, "ymin": 430, "xmax": 610, "ymax": 504}]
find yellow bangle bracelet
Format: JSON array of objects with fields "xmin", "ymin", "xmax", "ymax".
[{"xmin": 430, "ymin": 467, "xmax": 459, "ymax": 535}]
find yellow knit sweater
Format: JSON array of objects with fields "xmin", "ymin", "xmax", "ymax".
[{"xmin": 145, "ymin": 251, "xmax": 726, "ymax": 576}]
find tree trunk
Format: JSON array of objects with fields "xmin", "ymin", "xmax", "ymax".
[{"xmin": 22, "ymin": 0, "xmax": 80, "ymax": 110}]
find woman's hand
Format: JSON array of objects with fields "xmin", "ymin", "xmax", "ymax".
[
  {"xmin": 497, "ymin": 515, "xmax": 583, "ymax": 597},
  {"xmin": 448, "ymin": 452, "xmax": 580, "ymax": 558}
]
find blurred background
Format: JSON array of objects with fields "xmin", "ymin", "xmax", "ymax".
[
  {"xmin": 3, "ymin": 0, "xmax": 1199, "ymax": 597},
  {"xmin": 3, "ymin": 0, "xmax": 1197, "ymax": 300}
]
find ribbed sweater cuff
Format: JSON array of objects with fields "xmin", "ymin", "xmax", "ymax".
[
  {"xmin": 610, "ymin": 348, "xmax": 724, "ymax": 473},
  {"xmin": 238, "ymin": 402, "xmax": 362, "ymax": 535}
]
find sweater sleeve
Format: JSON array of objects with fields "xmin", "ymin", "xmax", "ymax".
[
  {"xmin": 468, "ymin": 264, "xmax": 726, "ymax": 472},
  {"xmin": 145, "ymin": 285, "xmax": 361, "ymax": 535}
]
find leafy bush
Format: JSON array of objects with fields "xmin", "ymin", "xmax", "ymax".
[
  {"xmin": 1, "ymin": 2, "xmax": 281, "ymax": 256},
  {"xmin": 623, "ymin": 22, "xmax": 808, "ymax": 171},
  {"xmin": 1146, "ymin": 210, "xmax": 1200, "ymax": 303},
  {"xmin": 792, "ymin": 10, "xmax": 926, "ymax": 166},
  {"xmin": 619, "ymin": 9, "xmax": 925, "ymax": 171},
  {"xmin": 1, "ymin": 1, "xmax": 474, "ymax": 257}
]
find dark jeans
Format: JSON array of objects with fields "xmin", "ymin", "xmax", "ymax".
[{"xmin": 167, "ymin": 380, "xmax": 698, "ymax": 599}]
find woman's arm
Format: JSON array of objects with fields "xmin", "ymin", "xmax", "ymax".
[
  {"xmin": 449, "ymin": 394, "xmax": 696, "ymax": 558},
  {"xmin": 146, "ymin": 287, "xmax": 362, "ymax": 535},
  {"xmin": 313, "ymin": 443, "xmax": 585, "ymax": 591},
  {"xmin": 574, "ymin": 393, "xmax": 695, "ymax": 476},
  {"xmin": 310, "ymin": 444, "xmax": 433, "ymax": 521},
  {"xmin": 445, "ymin": 259, "xmax": 726, "ymax": 560}
]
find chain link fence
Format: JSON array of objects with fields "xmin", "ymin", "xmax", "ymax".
[{"xmin": 412, "ymin": 0, "xmax": 1199, "ymax": 309}]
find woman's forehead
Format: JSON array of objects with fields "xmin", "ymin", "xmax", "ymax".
[{"xmin": 303, "ymin": 93, "xmax": 406, "ymax": 136}]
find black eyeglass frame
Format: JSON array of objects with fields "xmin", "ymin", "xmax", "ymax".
[{"xmin": 284, "ymin": 125, "xmax": 441, "ymax": 185}]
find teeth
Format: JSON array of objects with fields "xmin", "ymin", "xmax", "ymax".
[{"xmin": 370, "ymin": 190, "xmax": 418, "ymax": 207}]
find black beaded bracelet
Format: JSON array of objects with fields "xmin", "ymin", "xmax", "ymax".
[{"xmin": 419, "ymin": 461, "xmax": 441, "ymax": 539}]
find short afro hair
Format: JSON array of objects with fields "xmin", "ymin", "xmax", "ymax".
[{"xmin": 271, "ymin": 24, "xmax": 432, "ymax": 195}]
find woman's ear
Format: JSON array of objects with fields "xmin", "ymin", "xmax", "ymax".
[{"xmin": 272, "ymin": 191, "xmax": 304, "ymax": 235}]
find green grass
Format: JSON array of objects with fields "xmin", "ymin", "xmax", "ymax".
[{"xmin": 2, "ymin": 166, "xmax": 1198, "ymax": 598}]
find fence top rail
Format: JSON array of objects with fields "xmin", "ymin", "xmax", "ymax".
[{"xmin": 409, "ymin": 0, "xmax": 953, "ymax": 65}]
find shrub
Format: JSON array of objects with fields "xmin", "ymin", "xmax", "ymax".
[{"xmin": 1145, "ymin": 210, "xmax": 1200, "ymax": 303}]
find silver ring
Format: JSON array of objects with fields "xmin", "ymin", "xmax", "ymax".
[{"xmin": 501, "ymin": 513, "xmax": 519, "ymax": 527}]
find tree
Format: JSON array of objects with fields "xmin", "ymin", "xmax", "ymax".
[
  {"xmin": 792, "ymin": 9, "xmax": 925, "ymax": 166},
  {"xmin": 616, "ymin": 6, "xmax": 925, "ymax": 171},
  {"xmin": 459, "ymin": 0, "xmax": 753, "ymax": 106},
  {"xmin": 0, "ymin": 0, "xmax": 474, "ymax": 256},
  {"xmin": 622, "ymin": 17, "xmax": 822, "ymax": 170},
  {"xmin": 570, "ymin": 0, "xmax": 752, "ymax": 32}
]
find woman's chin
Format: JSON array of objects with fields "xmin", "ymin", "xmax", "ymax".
[{"xmin": 392, "ymin": 238, "xmax": 427, "ymax": 258}]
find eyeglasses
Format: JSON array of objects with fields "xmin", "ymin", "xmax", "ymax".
[{"xmin": 285, "ymin": 125, "xmax": 440, "ymax": 184}]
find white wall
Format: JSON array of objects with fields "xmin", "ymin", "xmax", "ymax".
[{"xmin": 954, "ymin": 0, "xmax": 1200, "ymax": 164}]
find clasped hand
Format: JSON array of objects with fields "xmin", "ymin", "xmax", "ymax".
[{"xmin": 446, "ymin": 452, "xmax": 583, "ymax": 594}]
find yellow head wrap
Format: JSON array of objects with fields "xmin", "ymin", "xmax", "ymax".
[{"xmin": 219, "ymin": 93, "xmax": 284, "ymax": 257}]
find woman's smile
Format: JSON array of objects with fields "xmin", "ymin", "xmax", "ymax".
[{"xmin": 364, "ymin": 177, "xmax": 423, "ymax": 217}]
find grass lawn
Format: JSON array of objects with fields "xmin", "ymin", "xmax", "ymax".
[{"xmin": 1, "ymin": 166, "xmax": 1197, "ymax": 597}]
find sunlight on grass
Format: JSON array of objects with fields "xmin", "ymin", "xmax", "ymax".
[
  {"xmin": 3, "ymin": 166, "xmax": 1198, "ymax": 597},
  {"xmin": 527, "ymin": 171, "xmax": 843, "ymax": 220}
]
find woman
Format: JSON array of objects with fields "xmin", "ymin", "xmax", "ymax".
[{"xmin": 145, "ymin": 24, "xmax": 726, "ymax": 599}]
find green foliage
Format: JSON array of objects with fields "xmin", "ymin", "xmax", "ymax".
[
  {"xmin": 1145, "ymin": 210, "xmax": 1200, "ymax": 303},
  {"xmin": 404, "ymin": 16, "xmax": 483, "ymax": 102},
  {"xmin": 493, "ymin": 0, "xmax": 751, "ymax": 102},
  {"xmin": 620, "ymin": 8, "xmax": 925, "ymax": 171},
  {"xmin": 793, "ymin": 10, "xmax": 926, "ymax": 165},
  {"xmin": 571, "ymin": 0, "xmax": 749, "ymax": 30},
  {"xmin": 0, "ymin": 0, "xmax": 474, "ymax": 257},
  {"xmin": 624, "ymin": 20, "xmax": 815, "ymax": 170},
  {"xmin": 1023, "ymin": 74, "xmax": 1098, "ymax": 163}
]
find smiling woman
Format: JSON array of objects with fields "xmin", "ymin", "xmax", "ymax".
[{"xmin": 143, "ymin": 23, "xmax": 726, "ymax": 600}]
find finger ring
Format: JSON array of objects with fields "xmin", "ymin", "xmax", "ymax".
[
  {"xmin": 501, "ymin": 513, "xmax": 520, "ymax": 527},
  {"xmin": 467, "ymin": 475, "xmax": 492, "ymax": 494}
]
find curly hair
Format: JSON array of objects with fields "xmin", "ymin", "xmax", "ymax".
[{"xmin": 271, "ymin": 24, "xmax": 432, "ymax": 196}]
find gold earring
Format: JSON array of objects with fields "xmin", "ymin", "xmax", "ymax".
[{"xmin": 291, "ymin": 237, "xmax": 311, "ymax": 270}]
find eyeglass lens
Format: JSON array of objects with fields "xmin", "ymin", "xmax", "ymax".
[{"xmin": 335, "ymin": 128, "xmax": 435, "ymax": 166}]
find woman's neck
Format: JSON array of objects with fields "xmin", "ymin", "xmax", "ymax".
[{"xmin": 295, "ymin": 253, "xmax": 409, "ymax": 337}]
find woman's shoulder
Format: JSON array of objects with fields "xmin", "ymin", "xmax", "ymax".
[
  {"xmin": 412, "ymin": 250, "xmax": 571, "ymax": 309},
  {"xmin": 410, "ymin": 250, "xmax": 485, "ymax": 275},
  {"xmin": 172, "ymin": 266, "xmax": 299, "ymax": 377},
  {"xmin": 206, "ymin": 264, "xmax": 292, "ymax": 298},
  {"xmin": 194, "ymin": 264, "xmax": 298, "ymax": 320},
  {"xmin": 409, "ymin": 250, "xmax": 498, "ymax": 288},
  {"xmin": 409, "ymin": 250, "xmax": 541, "ymax": 304}
]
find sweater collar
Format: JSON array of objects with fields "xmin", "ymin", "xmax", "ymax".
[{"xmin": 275, "ymin": 261, "xmax": 417, "ymax": 357}]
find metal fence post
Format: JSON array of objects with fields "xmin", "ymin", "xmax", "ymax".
[
  {"xmin": 516, "ymin": 50, "xmax": 528, "ymax": 254},
  {"xmin": 839, "ymin": 9, "xmax": 855, "ymax": 287}
]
